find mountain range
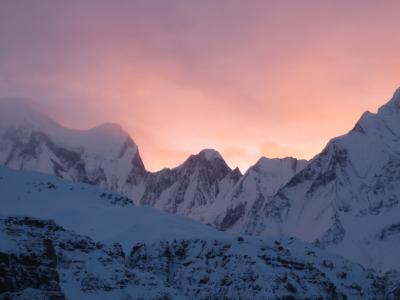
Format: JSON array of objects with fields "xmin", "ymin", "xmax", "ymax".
[
  {"xmin": 0, "ymin": 97, "xmax": 305, "ymax": 227},
  {"xmin": 1, "ymin": 88, "xmax": 400, "ymax": 287}
]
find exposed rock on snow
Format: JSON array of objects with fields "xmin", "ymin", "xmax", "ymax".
[{"xmin": 0, "ymin": 214, "xmax": 387, "ymax": 299}]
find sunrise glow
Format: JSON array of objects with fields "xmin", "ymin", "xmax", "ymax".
[{"xmin": 1, "ymin": 0, "xmax": 399, "ymax": 171}]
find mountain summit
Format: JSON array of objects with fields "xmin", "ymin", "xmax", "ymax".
[
  {"xmin": 198, "ymin": 148, "xmax": 224, "ymax": 161},
  {"xmin": 138, "ymin": 148, "xmax": 241, "ymax": 222}
]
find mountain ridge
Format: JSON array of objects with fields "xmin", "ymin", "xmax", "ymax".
[
  {"xmin": 2, "ymin": 89, "xmax": 400, "ymax": 275},
  {"xmin": 240, "ymin": 88, "xmax": 400, "ymax": 272},
  {"xmin": 0, "ymin": 165, "xmax": 391, "ymax": 299},
  {"xmin": 0, "ymin": 97, "xmax": 303, "ymax": 223}
]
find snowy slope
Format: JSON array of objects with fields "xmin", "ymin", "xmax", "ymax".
[
  {"xmin": 246, "ymin": 88, "xmax": 400, "ymax": 272},
  {"xmin": 0, "ymin": 167, "xmax": 389, "ymax": 299},
  {"xmin": 0, "ymin": 166, "xmax": 226, "ymax": 251},
  {"xmin": 214, "ymin": 157, "xmax": 307, "ymax": 231}
]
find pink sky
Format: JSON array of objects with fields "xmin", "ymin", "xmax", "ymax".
[{"xmin": 0, "ymin": 1, "xmax": 399, "ymax": 171}]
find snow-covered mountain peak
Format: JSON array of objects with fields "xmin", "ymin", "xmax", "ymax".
[
  {"xmin": 69, "ymin": 123, "xmax": 137, "ymax": 157},
  {"xmin": 0, "ymin": 98, "xmax": 146, "ymax": 195},
  {"xmin": 351, "ymin": 88, "xmax": 400, "ymax": 136},
  {"xmin": 176, "ymin": 149, "xmax": 228, "ymax": 173},
  {"xmin": 0, "ymin": 97, "xmax": 135, "ymax": 155},
  {"xmin": 87, "ymin": 122, "xmax": 126, "ymax": 136},
  {"xmin": 0, "ymin": 97, "xmax": 59, "ymax": 130},
  {"xmin": 231, "ymin": 166, "xmax": 242, "ymax": 178},
  {"xmin": 137, "ymin": 148, "xmax": 241, "ymax": 222},
  {"xmin": 173, "ymin": 149, "xmax": 230, "ymax": 174},
  {"xmin": 349, "ymin": 110, "xmax": 375, "ymax": 136},
  {"xmin": 198, "ymin": 148, "xmax": 223, "ymax": 161},
  {"xmin": 378, "ymin": 87, "xmax": 400, "ymax": 115},
  {"xmin": 1, "ymin": 97, "xmax": 139, "ymax": 151},
  {"xmin": 391, "ymin": 86, "xmax": 400, "ymax": 103},
  {"xmin": 245, "ymin": 88, "xmax": 400, "ymax": 272},
  {"xmin": 0, "ymin": 96, "xmax": 35, "ymax": 112}
]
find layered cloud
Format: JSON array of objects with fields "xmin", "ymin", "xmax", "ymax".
[{"xmin": 0, "ymin": 0, "xmax": 399, "ymax": 171}]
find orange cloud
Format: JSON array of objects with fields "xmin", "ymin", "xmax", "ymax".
[{"xmin": 1, "ymin": 1, "xmax": 399, "ymax": 171}]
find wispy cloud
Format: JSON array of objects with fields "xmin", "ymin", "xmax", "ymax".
[{"xmin": 0, "ymin": 0, "xmax": 399, "ymax": 170}]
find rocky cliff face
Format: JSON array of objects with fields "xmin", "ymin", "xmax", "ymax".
[
  {"xmin": 0, "ymin": 216, "xmax": 387, "ymax": 300},
  {"xmin": 0, "ymin": 216, "xmax": 179, "ymax": 299}
]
